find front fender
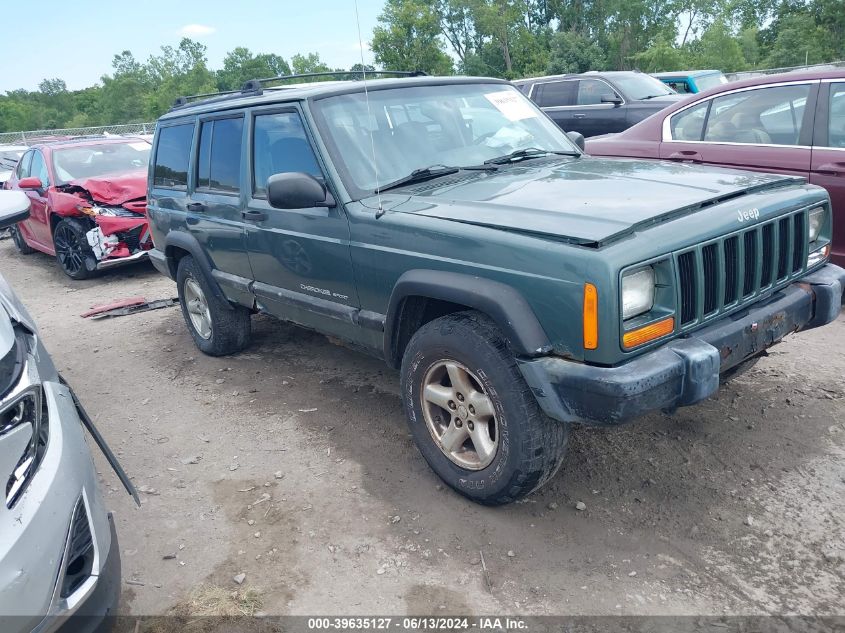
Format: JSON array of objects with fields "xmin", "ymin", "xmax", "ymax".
[{"xmin": 385, "ymin": 269, "xmax": 552, "ymax": 367}]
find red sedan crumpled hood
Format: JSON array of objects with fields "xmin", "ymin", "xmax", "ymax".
[{"xmin": 68, "ymin": 170, "xmax": 147, "ymax": 207}]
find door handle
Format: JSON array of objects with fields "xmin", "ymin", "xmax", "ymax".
[
  {"xmin": 242, "ymin": 210, "xmax": 268, "ymax": 222},
  {"xmin": 572, "ymin": 113, "xmax": 587, "ymax": 119},
  {"xmin": 187, "ymin": 202, "xmax": 206, "ymax": 213},
  {"xmin": 668, "ymin": 150, "xmax": 702, "ymax": 162},
  {"xmin": 816, "ymin": 162, "xmax": 845, "ymax": 177}
]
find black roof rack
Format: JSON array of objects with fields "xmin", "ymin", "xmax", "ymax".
[{"xmin": 171, "ymin": 70, "xmax": 427, "ymax": 110}]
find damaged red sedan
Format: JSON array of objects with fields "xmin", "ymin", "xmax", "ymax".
[{"xmin": 7, "ymin": 136, "xmax": 152, "ymax": 279}]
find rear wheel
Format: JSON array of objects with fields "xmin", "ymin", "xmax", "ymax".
[
  {"xmin": 401, "ymin": 310, "xmax": 569, "ymax": 505},
  {"xmin": 10, "ymin": 224, "xmax": 35, "ymax": 254},
  {"xmin": 176, "ymin": 255, "xmax": 251, "ymax": 356},
  {"xmin": 53, "ymin": 218, "xmax": 97, "ymax": 279}
]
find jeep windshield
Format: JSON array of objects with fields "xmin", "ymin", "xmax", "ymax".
[
  {"xmin": 311, "ymin": 83, "xmax": 580, "ymax": 197},
  {"xmin": 52, "ymin": 141, "xmax": 151, "ymax": 185}
]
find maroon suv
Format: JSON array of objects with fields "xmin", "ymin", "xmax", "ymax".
[{"xmin": 586, "ymin": 69, "xmax": 845, "ymax": 268}]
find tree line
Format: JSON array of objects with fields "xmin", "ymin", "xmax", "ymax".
[{"xmin": 0, "ymin": 0, "xmax": 842, "ymax": 133}]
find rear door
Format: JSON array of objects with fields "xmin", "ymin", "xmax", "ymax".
[
  {"xmin": 810, "ymin": 80, "xmax": 845, "ymax": 268},
  {"xmin": 188, "ymin": 113, "xmax": 255, "ymax": 306},
  {"xmin": 243, "ymin": 105, "xmax": 358, "ymax": 338},
  {"xmin": 529, "ymin": 79, "xmax": 577, "ymax": 132},
  {"xmin": 661, "ymin": 82, "xmax": 816, "ymax": 177}
]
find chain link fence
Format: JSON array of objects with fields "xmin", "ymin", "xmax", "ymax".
[
  {"xmin": 0, "ymin": 122, "xmax": 156, "ymax": 146},
  {"xmin": 726, "ymin": 60, "xmax": 845, "ymax": 82}
]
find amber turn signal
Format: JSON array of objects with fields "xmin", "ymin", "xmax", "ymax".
[
  {"xmin": 623, "ymin": 316, "xmax": 675, "ymax": 349},
  {"xmin": 583, "ymin": 283, "xmax": 598, "ymax": 350}
]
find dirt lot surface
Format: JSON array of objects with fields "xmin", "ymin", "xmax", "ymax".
[{"xmin": 2, "ymin": 239, "xmax": 845, "ymax": 617}]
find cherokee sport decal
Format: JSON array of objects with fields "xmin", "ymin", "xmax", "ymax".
[{"xmin": 300, "ymin": 284, "xmax": 349, "ymax": 301}]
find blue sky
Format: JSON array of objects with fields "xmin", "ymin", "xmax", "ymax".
[{"xmin": 2, "ymin": 0, "xmax": 383, "ymax": 93}]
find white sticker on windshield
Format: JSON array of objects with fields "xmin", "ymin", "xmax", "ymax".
[
  {"xmin": 129, "ymin": 142, "xmax": 150, "ymax": 151},
  {"xmin": 484, "ymin": 91, "xmax": 538, "ymax": 121}
]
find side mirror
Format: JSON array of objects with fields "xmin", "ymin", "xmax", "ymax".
[
  {"xmin": 267, "ymin": 172, "xmax": 335, "ymax": 209},
  {"xmin": 17, "ymin": 176, "xmax": 43, "ymax": 190},
  {"xmin": 0, "ymin": 191, "xmax": 31, "ymax": 229},
  {"xmin": 566, "ymin": 131, "xmax": 586, "ymax": 152},
  {"xmin": 601, "ymin": 94, "xmax": 623, "ymax": 106}
]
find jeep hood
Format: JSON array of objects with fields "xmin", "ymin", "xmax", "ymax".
[{"xmin": 383, "ymin": 157, "xmax": 804, "ymax": 245}]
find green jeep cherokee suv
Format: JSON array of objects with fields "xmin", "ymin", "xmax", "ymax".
[{"xmin": 147, "ymin": 74, "xmax": 845, "ymax": 505}]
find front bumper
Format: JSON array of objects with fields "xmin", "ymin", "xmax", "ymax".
[
  {"xmin": 96, "ymin": 250, "xmax": 149, "ymax": 271},
  {"xmin": 519, "ymin": 263, "xmax": 845, "ymax": 426}
]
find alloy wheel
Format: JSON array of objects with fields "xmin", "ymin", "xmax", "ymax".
[
  {"xmin": 183, "ymin": 277, "xmax": 213, "ymax": 340},
  {"xmin": 53, "ymin": 224, "xmax": 87, "ymax": 275},
  {"xmin": 420, "ymin": 360, "xmax": 499, "ymax": 470}
]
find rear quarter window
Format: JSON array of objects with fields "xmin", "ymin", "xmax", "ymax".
[{"xmin": 153, "ymin": 123, "xmax": 194, "ymax": 189}]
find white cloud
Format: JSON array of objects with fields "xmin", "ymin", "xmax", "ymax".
[{"xmin": 178, "ymin": 24, "xmax": 216, "ymax": 37}]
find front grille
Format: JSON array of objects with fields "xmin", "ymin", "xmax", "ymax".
[
  {"xmin": 61, "ymin": 498, "xmax": 94, "ymax": 598},
  {"xmin": 677, "ymin": 209, "xmax": 809, "ymax": 327},
  {"xmin": 119, "ymin": 225, "xmax": 144, "ymax": 252}
]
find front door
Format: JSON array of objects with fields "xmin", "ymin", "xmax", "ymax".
[
  {"xmin": 243, "ymin": 107, "xmax": 358, "ymax": 338},
  {"xmin": 21, "ymin": 150, "xmax": 53, "ymax": 248},
  {"xmin": 810, "ymin": 81, "xmax": 845, "ymax": 268}
]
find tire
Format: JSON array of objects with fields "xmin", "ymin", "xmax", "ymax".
[
  {"xmin": 10, "ymin": 224, "xmax": 36, "ymax": 254},
  {"xmin": 53, "ymin": 217, "xmax": 97, "ymax": 279},
  {"xmin": 400, "ymin": 310, "xmax": 569, "ymax": 505},
  {"xmin": 176, "ymin": 255, "xmax": 251, "ymax": 356}
]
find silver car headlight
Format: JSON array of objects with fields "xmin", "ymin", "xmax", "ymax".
[
  {"xmin": 808, "ymin": 207, "xmax": 826, "ymax": 244},
  {"xmin": 621, "ymin": 266, "xmax": 655, "ymax": 320}
]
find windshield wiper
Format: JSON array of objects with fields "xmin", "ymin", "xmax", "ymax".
[
  {"xmin": 484, "ymin": 147, "xmax": 580, "ymax": 166},
  {"xmin": 378, "ymin": 163, "xmax": 498, "ymax": 194},
  {"xmin": 641, "ymin": 94, "xmax": 669, "ymax": 100}
]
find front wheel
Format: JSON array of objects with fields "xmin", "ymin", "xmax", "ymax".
[
  {"xmin": 400, "ymin": 311, "xmax": 569, "ymax": 505},
  {"xmin": 176, "ymin": 255, "xmax": 251, "ymax": 356},
  {"xmin": 53, "ymin": 218, "xmax": 97, "ymax": 279}
]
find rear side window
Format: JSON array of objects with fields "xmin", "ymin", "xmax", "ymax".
[
  {"xmin": 533, "ymin": 80, "xmax": 577, "ymax": 108},
  {"xmin": 197, "ymin": 117, "xmax": 244, "ymax": 193},
  {"xmin": 153, "ymin": 123, "xmax": 194, "ymax": 188}
]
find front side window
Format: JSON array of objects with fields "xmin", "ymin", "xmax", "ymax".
[
  {"xmin": 826, "ymin": 83, "xmax": 845, "ymax": 149},
  {"xmin": 576, "ymin": 79, "xmax": 616, "ymax": 105},
  {"xmin": 15, "ymin": 151, "xmax": 32, "ymax": 179},
  {"xmin": 53, "ymin": 141, "xmax": 150, "ymax": 185},
  {"xmin": 29, "ymin": 151, "xmax": 49, "ymax": 188},
  {"xmin": 252, "ymin": 111, "xmax": 322, "ymax": 197},
  {"xmin": 534, "ymin": 80, "xmax": 577, "ymax": 108},
  {"xmin": 312, "ymin": 83, "xmax": 579, "ymax": 198},
  {"xmin": 670, "ymin": 101, "xmax": 709, "ymax": 141},
  {"xmin": 702, "ymin": 84, "xmax": 810, "ymax": 145},
  {"xmin": 197, "ymin": 117, "xmax": 243, "ymax": 193},
  {"xmin": 153, "ymin": 124, "xmax": 194, "ymax": 188}
]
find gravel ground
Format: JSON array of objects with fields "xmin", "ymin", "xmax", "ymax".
[{"xmin": 2, "ymin": 239, "xmax": 844, "ymax": 617}]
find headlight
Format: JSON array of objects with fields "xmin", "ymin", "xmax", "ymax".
[
  {"xmin": 621, "ymin": 266, "xmax": 655, "ymax": 320},
  {"xmin": 808, "ymin": 207, "xmax": 826, "ymax": 243}
]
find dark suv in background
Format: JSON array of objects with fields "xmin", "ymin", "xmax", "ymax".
[{"xmin": 515, "ymin": 71, "xmax": 684, "ymax": 137}]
